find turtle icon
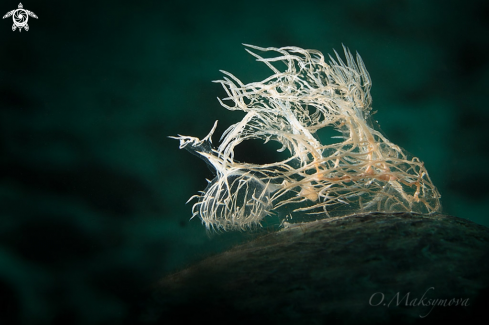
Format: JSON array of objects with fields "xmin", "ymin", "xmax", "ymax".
[{"xmin": 3, "ymin": 3, "xmax": 37, "ymax": 32}]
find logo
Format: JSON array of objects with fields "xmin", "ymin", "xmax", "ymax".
[{"xmin": 3, "ymin": 3, "xmax": 37, "ymax": 32}]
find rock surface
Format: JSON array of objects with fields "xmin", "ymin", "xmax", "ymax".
[{"xmin": 145, "ymin": 213, "xmax": 489, "ymax": 324}]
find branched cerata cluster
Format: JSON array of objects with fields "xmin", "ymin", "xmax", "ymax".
[{"xmin": 172, "ymin": 44, "xmax": 441, "ymax": 231}]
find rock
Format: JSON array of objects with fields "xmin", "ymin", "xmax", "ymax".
[{"xmin": 145, "ymin": 213, "xmax": 489, "ymax": 324}]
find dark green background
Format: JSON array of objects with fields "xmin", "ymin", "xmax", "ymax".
[{"xmin": 1, "ymin": 0, "xmax": 488, "ymax": 324}]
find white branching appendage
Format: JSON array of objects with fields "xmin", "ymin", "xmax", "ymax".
[{"xmin": 171, "ymin": 44, "xmax": 442, "ymax": 231}]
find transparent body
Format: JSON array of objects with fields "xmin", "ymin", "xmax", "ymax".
[{"xmin": 171, "ymin": 45, "xmax": 441, "ymax": 231}]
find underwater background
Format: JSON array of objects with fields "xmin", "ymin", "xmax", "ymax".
[{"xmin": 1, "ymin": 0, "xmax": 488, "ymax": 323}]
